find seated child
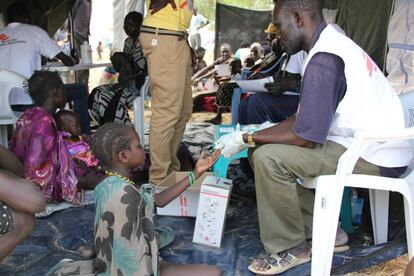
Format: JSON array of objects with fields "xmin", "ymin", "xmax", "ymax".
[
  {"xmin": 206, "ymin": 58, "xmax": 243, "ymax": 125},
  {"xmin": 92, "ymin": 123, "xmax": 221, "ymax": 276},
  {"xmin": 123, "ymin": 11, "xmax": 147, "ymax": 92},
  {"xmin": 10, "ymin": 71, "xmax": 98, "ymax": 205},
  {"xmin": 89, "ymin": 52, "xmax": 138, "ymax": 126},
  {"xmin": 193, "ymin": 47, "xmax": 207, "ymax": 74},
  {"xmin": 55, "ymin": 110, "xmax": 99, "ymax": 170}
]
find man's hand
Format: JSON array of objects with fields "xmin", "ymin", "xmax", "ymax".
[
  {"xmin": 215, "ymin": 131, "xmax": 248, "ymax": 158},
  {"xmin": 266, "ymin": 74, "xmax": 301, "ymax": 95},
  {"xmin": 149, "ymin": 0, "xmax": 177, "ymax": 15}
]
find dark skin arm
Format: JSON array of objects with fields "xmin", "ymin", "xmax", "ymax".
[
  {"xmin": 149, "ymin": 0, "xmax": 176, "ymax": 14},
  {"xmin": 0, "ymin": 145, "xmax": 24, "ymax": 178},
  {"xmin": 242, "ymin": 115, "xmax": 315, "ymax": 148},
  {"xmin": 153, "ymin": 150, "xmax": 221, "ymax": 207},
  {"xmin": 56, "ymin": 52, "xmax": 76, "ymax": 66},
  {"xmin": 265, "ymin": 73, "xmax": 301, "ymax": 95},
  {"xmin": 197, "ymin": 20, "xmax": 210, "ymax": 30}
]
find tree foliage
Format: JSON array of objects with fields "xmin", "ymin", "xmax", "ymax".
[{"xmin": 196, "ymin": 0, "xmax": 273, "ymax": 21}]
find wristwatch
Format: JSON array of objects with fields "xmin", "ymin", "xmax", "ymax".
[{"xmin": 247, "ymin": 133, "xmax": 256, "ymax": 147}]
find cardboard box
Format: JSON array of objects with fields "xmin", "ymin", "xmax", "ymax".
[
  {"xmin": 156, "ymin": 172, "xmax": 212, "ymax": 217},
  {"xmin": 193, "ymin": 175, "xmax": 233, "ymax": 248}
]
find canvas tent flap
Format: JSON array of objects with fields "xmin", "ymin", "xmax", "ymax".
[
  {"xmin": 334, "ymin": 0, "xmax": 393, "ymax": 70},
  {"xmin": 0, "ymin": 0, "xmax": 74, "ymax": 36},
  {"xmin": 214, "ymin": 3, "xmax": 272, "ymax": 59},
  {"xmin": 386, "ymin": 0, "xmax": 414, "ymax": 95}
]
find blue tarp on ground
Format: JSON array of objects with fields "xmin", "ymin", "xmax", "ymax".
[
  {"xmin": 0, "ymin": 123, "xmax": 408, "ymax": 275},
  {"xmin": 0, "ymin": 182, "xmax": 408, "ymax": 275}
]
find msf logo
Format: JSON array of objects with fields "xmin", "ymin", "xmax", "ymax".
[
  {"xmin": 0, "ymin": 34, "xmax": 9, "ymax": 42},
  {"xmin": 362, "ymin": 51, "xmax": 377, "ymax": 77}
]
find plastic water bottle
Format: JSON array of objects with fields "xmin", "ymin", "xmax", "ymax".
[
  {"xmin": 80, "ymin": 41, "xmax": 92, "ymax": 64},
  {"xmin": 235, "ymin": 123, "xmax": 240, "ymax": 132}
]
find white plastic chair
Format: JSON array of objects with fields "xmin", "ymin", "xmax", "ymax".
[
  {"xmin": 301, "ymin": 91, "xmax": 414, "ymax": 276},
  {"xmin": 133, "ymin": 76, "xmax": 150, "ymax": 147},
  {"xmin": 0, "ymin": 67, "xmax": 26, "ymax": 147}
]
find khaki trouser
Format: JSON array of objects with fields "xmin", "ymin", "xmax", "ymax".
[
  {"xmin": 249, "ymin": 140, "xmax": 381, "ymax": 254},
  {"xmin": 141, "ymin": 32, "xmax": 193, "ymax": 184}
]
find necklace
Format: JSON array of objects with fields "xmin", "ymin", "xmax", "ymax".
[{"xmin": 105, "ymin": 170, "xmax": 134, "ymax": 185}]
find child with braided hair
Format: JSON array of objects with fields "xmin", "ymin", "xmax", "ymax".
[
  {"xmin": 92, "ymin": 123, "xmax": 221, "ymax": 276},
  {"xmin": 10, "ymin": 71, "xmax": 98, "ymax": 204}
]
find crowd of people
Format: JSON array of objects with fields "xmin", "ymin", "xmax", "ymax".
[{"xmin": 0, "ymin": 0, "xmax": 413, "ymax": 275}]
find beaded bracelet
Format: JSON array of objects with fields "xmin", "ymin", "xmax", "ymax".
[{"xmin": 188, "ymin": 171, "xmax": 196, "ymax": 187}]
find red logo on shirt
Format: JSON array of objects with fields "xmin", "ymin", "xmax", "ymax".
[
  {"xmin": 0, "ymin": 34, "xmax": 9, "ymax": 41},
  {"xmin": 363, "ymin": 52, "xmax": 377, "ymax": 77}
]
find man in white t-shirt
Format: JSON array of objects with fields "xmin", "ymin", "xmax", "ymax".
[
  {"xmin": 238, "ymin": 51, "xmax": 306, "ymax": 124},
  {"xmin": 189, "ymin": 8, "xmax": 209, "ymax": 50},
  {"xmin": 0, "ymin": 2, "xmax": 91, "ymax": 134}
]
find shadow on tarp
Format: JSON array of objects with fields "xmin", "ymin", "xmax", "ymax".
[{"xmin": 0, "ymin": 192, "xmax": 407, "ymax": 276}]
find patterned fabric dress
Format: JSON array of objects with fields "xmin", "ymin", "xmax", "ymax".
[
  {"xmin": 123, "ymin": 37, "xmax": 147, "ymax": 78},
  {"xmin": 10, "ymin": 107, "xmax": 82, "ymax": 205},
  {"xmin": 89, "ymin": 83, "xmax": 135, "ymax": 126},
  {"xmin": 94, "ymin": 176, "xmax": 159, "ymax": 276},
  {"xmin": 61, "ymin": 131, "xmax": 99, "ymax": 177},
  {"xmin": 215, "ymin": 73, "xmax": 241, "ymax": 108}
]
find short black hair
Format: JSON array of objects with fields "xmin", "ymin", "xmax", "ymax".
[
  {"xmin": 195, "ymin": 47, "xmax": 206, "ymax": 54},
  {"xmin": 55, "ymin": 110, "xmax": 80, "ymax": 130},
  {"xmin": 230, "ymin": 58, "xmax": 242, "ymax": 67},
  {"xmin": 124, "ymin": 11, "xmax": 143, "ymax": 25},
  {"xmin": 276, "ymin": 0, "xmax": 322, "ymax": 21},
  {"xmin": 28, "ymin": 71, "xmax": 63, "ymax": 106},
  {"xmin": 92, "ymin": 123, "xmax": 134, "ymax": 167},
  {"xmin": 6, "ymin": 2, "xmax": 30, "ymax": 23},
  {"xmin": 110, "ymin": 52, "xmax": 130, "ymax": 72},
  {"xmin": 240, "ymin": 41, "xmax": 251, "ymax": 48}
]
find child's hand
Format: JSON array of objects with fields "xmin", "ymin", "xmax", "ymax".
[{"xmin": 194, "ymin": 149, "xmax": 221, "ymax": 177}]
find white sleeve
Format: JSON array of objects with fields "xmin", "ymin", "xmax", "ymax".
[
  {"xmin": 35, "ymin": 27, "xmax": 63, "ymax": 59},
  {"xmin": 285, "ymin": 51, "xmax": 306, "ymax": 75}
]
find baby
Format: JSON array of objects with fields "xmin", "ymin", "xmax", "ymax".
[{"xmin": 55, "ymin": 110, "xmax": 99, "ymax": 169}]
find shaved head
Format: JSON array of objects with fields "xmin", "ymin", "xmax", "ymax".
[{"xmin": 274, "ymin": 0, "xmax": 322, "ymax": 21}]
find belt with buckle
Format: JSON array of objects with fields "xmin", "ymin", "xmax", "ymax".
[{"xmin": 141, "ymin": 26, "xmax": 187, "ymax": 39}]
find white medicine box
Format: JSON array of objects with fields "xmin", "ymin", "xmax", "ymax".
[
  {"xmin": 156, "ymin": 172, "xmax": 211, "ymax": 217},
  {"xmin": 193, "ymin": 175, "xmax": 233, "ymax": 248}
]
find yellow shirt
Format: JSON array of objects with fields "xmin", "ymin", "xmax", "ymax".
[{"xmin": 143, "ymin": 0, "xmax": 193, "ymax": 31}]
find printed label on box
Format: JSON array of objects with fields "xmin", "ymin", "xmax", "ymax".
[{"xmin": 193, "ymin": 176, "xmax": 232, "ymax": 248}]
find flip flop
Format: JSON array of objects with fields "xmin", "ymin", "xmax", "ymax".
[{"xmin": 248, "ymin": 251, "xmax": 311, "ymax": 275}]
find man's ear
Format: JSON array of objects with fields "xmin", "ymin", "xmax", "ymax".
[
  {"xmin": 118, "ymin": 150, "xmax": 129, "ymax": 164},
  {"xmin": 293, "ymin": 11, "xmax": 304, "ymax": 28}
]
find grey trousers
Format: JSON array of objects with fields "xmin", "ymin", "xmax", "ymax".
[
  {"xmin": 190, "ymin": 34, "xmax": 201, "ymax": 49},
  {"xmin": 249, "ymin": 140, "xmax": 380, "ymax": 254}
]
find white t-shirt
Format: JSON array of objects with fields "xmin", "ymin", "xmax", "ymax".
[
  {"xmin": 0, "ymin": 22, "xmax": 62, "ymax": 104},
  {"xmin": 285, "ymin": 51, "xmax": 307, "ymax": 75},
  {"xmin": 189, "ymin": 13, "xmax": 208, "ymax": 35}
]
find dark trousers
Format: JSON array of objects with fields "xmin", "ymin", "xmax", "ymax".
[{"xmin": 238, "ymin": 93, "xmax": 299, "ymax": 124}]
